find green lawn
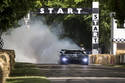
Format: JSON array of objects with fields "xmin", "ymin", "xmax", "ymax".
[
  {"xmin": 6, "ymin": 62, "xmax": 50, "ymax": 83},
  {"xmin": 7, "ymin": 78, "xmax": 50, "ymax": 83},
  {"xmin": 105, "ymin": 64, "xmax": 125, "ymax": 68},
  {"xmin": 10, "ymin": 62, "xmax": 41, "ymax": 76},
  {"xmin": 111, "ymin": 65, "xmax": 125, "ymax": 68}
]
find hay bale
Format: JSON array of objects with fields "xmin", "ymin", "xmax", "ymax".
[
  {"xmin": 0, "ymin": 52, "xmax": 10, "ymax": 77},
  {"xmin": 89, "ymin": 54, "xmax": 114, "ymax": 64},
  {"xmin": 0, "ymin": 49, "xmax": 15, "ymax": 83},
  {"xmin": 0, "ymin": 63, "xmax": 4, "ymax": 83},
  {"xmin": 115, "ymin": 54, "xmax": 125, "ymax": 64},
  {"xmin": 0, "ymin": 59, "xmax": 6, "ymax": 83},
  {"xmin": 0, "ymin": 49, "xmax": 15, "ymax": 71},
  {"xmin": 116, "ymin": 50, "xmax": 125, "ymax": 55}
]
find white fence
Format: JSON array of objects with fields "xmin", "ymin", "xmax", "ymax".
[{"xmin": 111, "ymin": 14, "xmax": 125, "ymax": 55}]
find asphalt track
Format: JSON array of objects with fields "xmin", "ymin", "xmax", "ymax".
[{"xmin": 36, "ymin": 64, "xmax": 125, "ymax": 83}]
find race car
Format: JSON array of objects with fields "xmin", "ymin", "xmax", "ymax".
[{"xmin": 59, "ymin": 49, "xmax": 89, "ymax": 65}]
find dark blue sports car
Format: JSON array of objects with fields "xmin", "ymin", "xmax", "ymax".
[{"xmin": 59, "ymin": 49, "xmax": 89, "ymax": 65}]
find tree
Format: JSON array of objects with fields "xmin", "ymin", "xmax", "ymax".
[
  {"xmin": 0, "ymin": 0, "xmax": 40, "ymax": 33},
  {"xmin": 105, "ymin": 0, "xmax": 125, "ymax": 24},
  {"xmin": 99, "ymin": 1, "xmax": 111, "ymax": 53}
]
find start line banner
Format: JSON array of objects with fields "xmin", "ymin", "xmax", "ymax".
[{"xmin": 37, "ymin": 8, "xmax": 94, "ymax": 14}]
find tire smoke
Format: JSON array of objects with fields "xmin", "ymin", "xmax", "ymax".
[{"xmin": 2, "ymin": 19, "xmax": 80, "ymax": 64}]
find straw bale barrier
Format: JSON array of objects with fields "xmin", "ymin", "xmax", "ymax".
[
  {"xmin": 0, "ymin": 49, "xmax": 15, "ymax": 83},
  {"xmin": 115, "ymin": 54, "xmax": 125, "ymax": 64},
  {"xmin": 0, "ymin": 49, "xmax": 15, "ymax": 71},
  {"xmin": 0, "ymin": 58, "xmax": 6, "ymax": 83},
  {"xmin": 0, "ymin": 52, "xmax": 10, "ymax": 77},
  {"xmin": 116, "ymin": 50, "xmax": 125, "ymax": 55},
  {"xmin": 89, "ymin": 54, "xmax": 115, "ymax": 64}
]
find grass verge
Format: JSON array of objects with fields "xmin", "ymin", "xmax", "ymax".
[
  {"xmin": 105, "ymin": 64, "xmax": 125, "ymax": 68},
  {"xmin": 10, "ymin": 62, "xmax": 41, "ymax": 76},
  {"xmin": 6, "ymin": 62, "xmax": 50, "ymax": 83},
  {"xmin": 6, "ymin": 77, "xmax": 50, "ymax": 83}
]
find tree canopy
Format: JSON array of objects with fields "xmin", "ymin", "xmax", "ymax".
[
  {"xmin": 0, "ymin": 0, "xmax": 41, "ymax": 33},
  {"xmin": 104, "ymin": 0, "xmax": 125, "ymax": 23}
]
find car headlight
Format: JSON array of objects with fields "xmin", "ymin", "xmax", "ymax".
[
  {"xmin": 82, "ymin": 58, "xmax": 88, "ymax": 62},
  {"xmin": 62, "ymin": 57, "xmax": 68, "ymax": 62}
]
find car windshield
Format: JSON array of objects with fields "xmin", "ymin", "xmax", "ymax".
[{"xmin": 64, "ymin": 50, "xmax": 83, "ymax": 54}]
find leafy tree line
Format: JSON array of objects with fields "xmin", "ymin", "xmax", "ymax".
[
  {"xmin": 104, "ymin": 0, "xmax": 125, "ymax": 24},
  {"xmin": 0, "ymin": 0, "xmax": 41, "ymax": 33}
]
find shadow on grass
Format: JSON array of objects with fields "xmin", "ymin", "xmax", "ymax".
[
  {"xmin": 10, "ymin": 62, "xmax": 41, "ymax": 76},
  {"xmin": 7, "ymin": 78, "xmax": 50, "ymax": 83}
]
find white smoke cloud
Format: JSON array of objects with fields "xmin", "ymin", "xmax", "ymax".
[{"xmin": 2, "ymin": 18, "xmax": 80, "ymax": 64}]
